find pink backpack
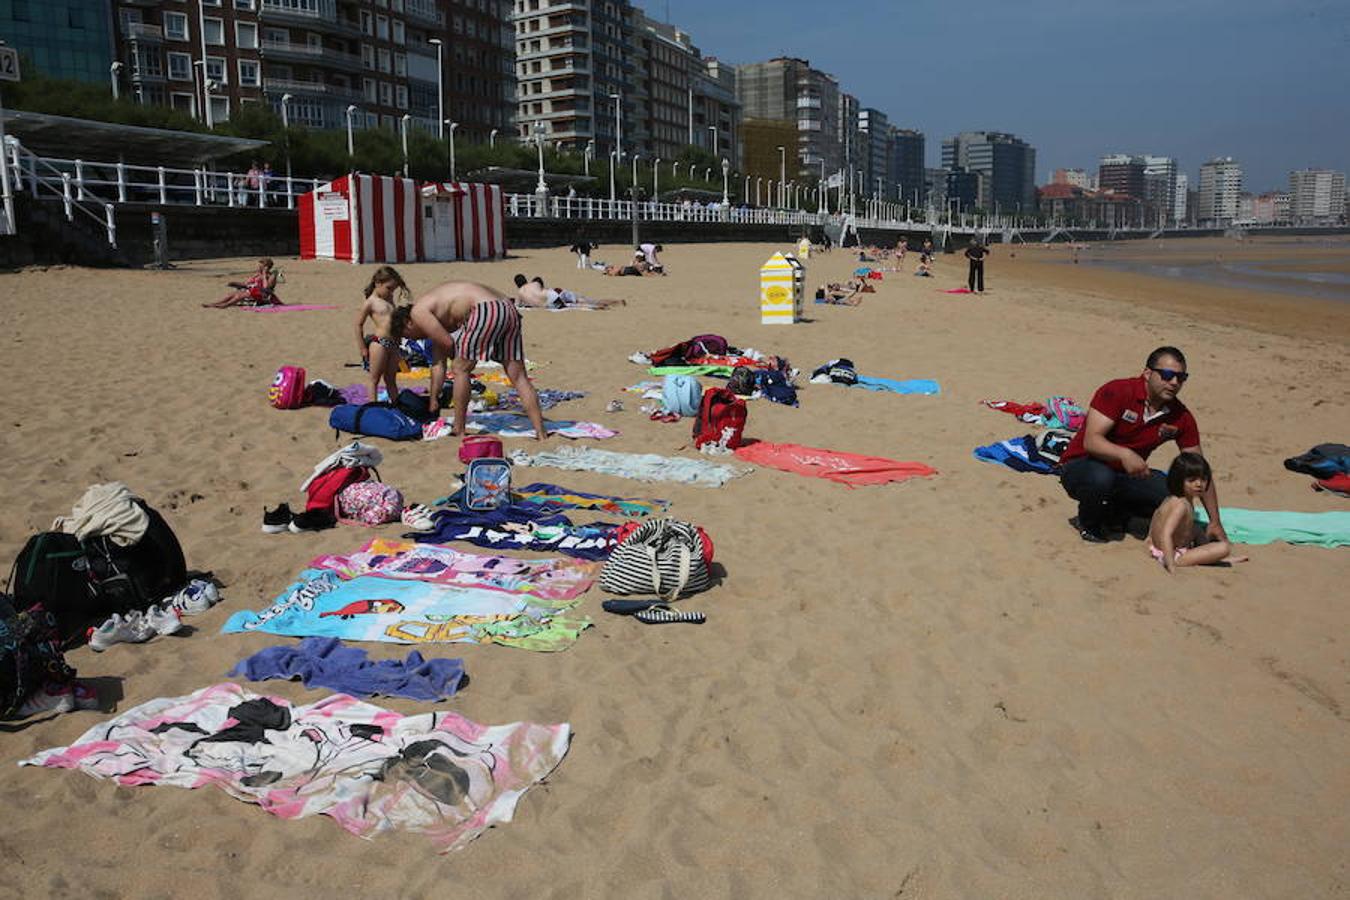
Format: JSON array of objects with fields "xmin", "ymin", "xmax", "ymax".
[
  {"xmin": 269, "ymin": 365, "xmax": 307, "ymax": 410},
  {"xmin": 459, "ymin": 435, "xmax": 504, "ymax": 464},
  {"xmin": 335, "ymin": 481, "xmax": 404, "ymax": 526}
]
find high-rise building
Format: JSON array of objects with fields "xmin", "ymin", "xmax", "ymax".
[
  {"xmin": 629, "ymin": 17, "xmax": 740, "ymax": 167},
  {"xmin": 1052, "ymin": 168, "xmax": 1091, "ymax": 189},
  {"xmin": 1143, "ymin": 155, "xmax": 1179, "ymax": 224},
  {"xmin": 888, "ymin": 128, "xmax": 924, "ymax": 207},
  {"xmin": 736, "ymin": 57, "xmax": 840, "ymax": 182},
  {"xmin": 857, "ymin": 107, "xmax": 888, "ymax": 200},
  {"xmin": 1173, "ymin": 172, "xmax": 1188, "ymax": 223},
  {"xmin": 1288, "ymin": 169, "xmax": 1346, "ymax": 225},
  {"xmin": 1, "ymin": 1, "xmax": 115, "ymax": 85},
  {"xmin": 694, "ymin": 58, "xmax": 741, "ymax": 169},
  {"xmin": 1098, "ymin": 154, "xmax": 1146, "ymax": 198},
  {"xmin": 942, "ymin": 131, "xmax": 1036, "ymax": 212},
  {"xmin": 1197, "ymin": 157, "xmax": 1243, "ymax": 224}
]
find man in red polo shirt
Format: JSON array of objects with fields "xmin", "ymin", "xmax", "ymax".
[{"xmin": 1060, "ymin": 346, "xmax": 1227, "ymax": 543}]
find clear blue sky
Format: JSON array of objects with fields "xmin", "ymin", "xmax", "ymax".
[{"xmin": 665, "ymin": 0, "xmax": 1350, "ymax": 192}]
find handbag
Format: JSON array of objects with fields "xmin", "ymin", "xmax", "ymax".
[
  {"xmin": 599, "ymin": 518, "xmax": 711, "ymax": 601},
  {"xmin": 459, "ymin": 435, "xmax": 504, "ymax": 464}
]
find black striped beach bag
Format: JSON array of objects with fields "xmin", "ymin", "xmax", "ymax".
[{"xmin": 599, "ymin": 518, "xmax": 711, "ymax": 600}]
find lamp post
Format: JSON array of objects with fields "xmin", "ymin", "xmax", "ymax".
[
  {"xmin": 688, "ymin": 164, "xmax": 695, "ymax": 179},
  {"xmin": 489, "ymin": 128, "xmax": 498, "ymax": 148},
  {"xmin": 707, "ymin": 125, "xmax": 717, "ymax": 156},
  {"xmin": 280, "ymin": 93, "xmax": 293, "ymax": 187},
  {"xmin": 345, "ymin": 104, "xmax": 358, "ymax": 157},
  {"xmin": 721, "ymin": 158, "xmax": 729, "ymax": 206},
  {"xmin": 776, "ymin": 145, "xmax": 786, "ymax": 209},
  {"xmin": 399, "ymin": 114, "xmax": 411, "ymax": 177},
  {"xmin": 609, "ymin": 150, "xmax": 617, "ymax": 204},
  {"xmin": 743, "ymin": 175, "xmax": 749, "ymax": 202},
  {"xmin": 755, "ymin": 177, "xmax": 762, "ymax": 207},
  {"xmin": 608, "ymin": 91, "xmax": 622, "ymax": 160},
  {"xmin": 584, "ymin": 139, "xmax": 594, "ymax": 176},
  {"xmin": 193, "ymin": 61, "xmax": 214, "ymax": 128},
  {"xmin": 447, "ymin": 120, "xmax": 458, "ymax": 181},
  {"xmin": 533, "ymin": 121, "xmax": 548, "ymax": 216},
  {"xmin": 653, "ymin": 157, "xmax": 660, "ymax": 201},
  {"xmin": 110, "ymin": 62, "xmax": 122, "ymax": 100},
  {"xmin": 818, "ymin": 158, "xmax": 827, "ymax": 213},
  {"xmin": 671, "ymin": 159, "xmax": 678, "ymax": 178},
  {"xmin": 428, "ymin": 38, "xmax": 444, "ymax": 139},
  {"xmin": 630, "ymin": 154, "xmax": 640, "ymax": 195}
]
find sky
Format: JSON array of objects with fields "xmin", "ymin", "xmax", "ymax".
[{"xmin": 662, "ymin": 0, "xmax": 1350, "ymax": 192}]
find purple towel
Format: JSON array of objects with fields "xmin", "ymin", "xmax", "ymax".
[{"xmin": 229, "ymin": 637, "xmax": 465, "ymax": 701}]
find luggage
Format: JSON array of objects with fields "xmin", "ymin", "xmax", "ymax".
[
  {"xmin": 306, "ymin": 466, "xmax": 372, "ymax": 512},
  {"xmin": 599, "ymin": 518, "xmax": 713, "ymax": 600},
  {"xmin": 692, "ymin": 387, "xmax": 747, "ymax": 450},
  {"xmin": 269, "ymin": 365, "xmax": 307, "ymax": 409},
  {"xmin": 329, "ymin": 403, "xmax": 424, "ymax": 441},
  {"xmin": 395, "ymin": 388, "xmax": 436, "ymax": 423}
]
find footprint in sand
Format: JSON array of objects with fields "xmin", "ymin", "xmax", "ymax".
[{"xmin": 1259, "ymin": 657, "xmax": 1343, "ymax": 720}]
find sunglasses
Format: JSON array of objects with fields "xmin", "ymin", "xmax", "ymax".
[{"xmin": 1150, "ymin": 367, "xmax": 1189, "ymax": 384}]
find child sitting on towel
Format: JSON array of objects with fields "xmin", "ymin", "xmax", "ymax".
[
  {"xmin": 1148, "ymin": 453, "xmax": 1247, "ymax": 572},
  {"xmin": 354, "ymin": 266, "xmax": 413, "ymax": 405}
]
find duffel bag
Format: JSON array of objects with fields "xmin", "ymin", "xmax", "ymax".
[{"xmin": 330, "ymin": 403, "xmax": 423, "ymax": 441}]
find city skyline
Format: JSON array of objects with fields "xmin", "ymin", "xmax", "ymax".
[{"xmin": 658, "ymin": 0, "xmax": 1350, "ymax": 192}]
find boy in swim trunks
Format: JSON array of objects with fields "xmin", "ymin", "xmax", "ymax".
[{"xmin": 408, "ymin": 281, "xmax": 547, "ymax": 440}]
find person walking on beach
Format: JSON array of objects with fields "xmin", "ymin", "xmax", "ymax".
[
  {"xmin": 407, "ymin": 281, "xmax": 547, "ymax": 440},
  {"xmin": 1058, "ymin": 346, "xmax": 1227, "ymax": 544},
  {"xmin": 965, "ymin": 240, "xmax": 990, "ymax": 292}
]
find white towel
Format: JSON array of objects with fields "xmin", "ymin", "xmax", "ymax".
[
  {"xmin": 53, "ymin": 482, "xmax": 149, "ymax": 547},
  {"xmin": 299, "ymin": 441, "xmax": 384, "ymax": 493}
]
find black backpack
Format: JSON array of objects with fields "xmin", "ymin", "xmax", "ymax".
[
  {"xmin": 8, "ymin": 532, "xmax": 98, "ymax": 640},
  {"xmin": 81, "ymin": 501, "xmax": 187, "ymax": 618}
]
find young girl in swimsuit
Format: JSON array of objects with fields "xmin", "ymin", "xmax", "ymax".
[
  {"xmin": 204, "ymin": 258, "xmax": 278, "ymax": 307},
  {"xmin": 1148, "ymin": 452, "xmax": 1246, "ymax": 572},
  {"xmin": 354, "ymin": 266, "xmax": 412, "ymax": 404}
]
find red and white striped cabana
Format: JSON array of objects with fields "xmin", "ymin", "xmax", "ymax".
[
  {"xmin": 298, "ymin": 173, "xmax": 420, "ymax": 264},
  {"xmin": 419, "ymin": 181, "xmax": 506, "ymax": 261}
]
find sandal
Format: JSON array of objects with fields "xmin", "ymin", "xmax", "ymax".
[
  {"xmin": 602, "ymin": 599, "xmax": 663, "ymax": 615},
  {"xmin": 401, "ymin": 504, "xmax": 437, "ymax": 532},
  {"xmin": 633, "ymin": 604, "xmax": 705, "ymax": 625}
]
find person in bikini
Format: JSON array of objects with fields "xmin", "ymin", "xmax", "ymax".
[
  {"xmin": 204, "ymin": 258, "xmax": 280, "ymax": 307},
  {"xmin": 1147, "ymin": 452, "xmax": 1245, "ymax": 572},
  {"xmin": 407, "ymin": 281, "xmax": 547, "ymax": 439},
  {"xmin": 512, "ymin": 274, "xmax": 625, "ymax": 309},
  {"xmin": 354, "ymin": 266, "xmax": 413, "ymax": 405}
]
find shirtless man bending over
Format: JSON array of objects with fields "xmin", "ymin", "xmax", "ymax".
[{"xmin": 407, "ymin": 280, "xmax": 548, "ymax": 439}]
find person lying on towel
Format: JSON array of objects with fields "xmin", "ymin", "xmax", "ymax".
[{"xmin": 512, "ymin": 275, "xmax": 625, "ymax": 309}]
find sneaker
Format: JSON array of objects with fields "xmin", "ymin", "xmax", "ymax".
[
  {"xmin": 144, "ymin": 603, "xmax": 184, "ymax": 636},
  {"xmin": 1078, "ymin": 527, "xmax": 1109, "ymax": 544},
  {"xmin": 169, "ymin": 579, "xmax": 220, "ymax": 615},
  {"xmin": 262, "ymin": 503, "xmax": 293, "ymax": 534},
  {"xmin": 87, "ymin": 612, "xmax": 156, "ymax": 652},
  {"xmin": 289, "ymin": 508, "xmax": 336, "ymax": 533},
  {"xmin": 400, "ymin": 504, "xmax": 437, "ymax": 532},
  {"xmin": 14, "ymin": 682, "xmax": 76, "ymax": 717},
  {"xmin": 605, "ymin": 399, "xmax": 624, "ymax": 412}
]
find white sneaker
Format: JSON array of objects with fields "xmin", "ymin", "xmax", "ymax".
[
  {"xmin": 87, "ymin": 612, "xmax": 156, "ymax": 652},
  {"xmin": 169, "ymin": 579, "xmax": 219, "ymax": 616},
  {"xmin": 144, "ymin": 603, "xmax": 184, "ymax": 636}
]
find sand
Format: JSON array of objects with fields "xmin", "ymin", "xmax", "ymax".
[{"xmin": 1, "ymin": 236, "xmax": 1347, "ymax": 898}]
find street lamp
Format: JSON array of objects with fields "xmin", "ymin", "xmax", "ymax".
[
  {"xmin": 428, "ymin": 38, "xmax": 444, "ymax": 139},
  {"xmin": 777, "ymin": 145, "xmax": 786, "ymax": 208},
  {"xmin": 399, "ymin": 114, "xmax": 412, "ymax": 177},
  {"xmin": 631, "ymin": 154, "xmax": 640, "ymax": 194},
  {"xmin": 704, "ymin": 167, "xmax": 711, "ymax": 182},
  {"xmin": 755, "ymin": 176, "xmax": 762, "ymax": 206},
  {"xmin": 192, "ymin": 60, "xmax": 215, "ymax": 128},
  {"xmin": 688, "ymin": 164, "xmax": 695, "ymax": 179},
  {"xmin": 533, "ymin": 122, "xmax": 547, "ymax": 192},
  {"xmin": 721, "ymin": 158, "xmax": 729, "ymax": 206},
  {"xmin": 609, "ymin": 150, "xmax": 617, "ymax": 203},
  {"xmin": 345, "ymin": 105, "xmax": 358, "ymax": 157},
  {"xmin": 653, "ymin": 157, "xmax": 660, "ymax": 200},
  {"xmin": 671, "ymin": 159, "xmax": 678, "ymax": 178},
  {"xmin": 608, "ymin": 91, "xmax": 622, "ymax": 159},
  {"xmin": 584, "ymin": 139, "xmax": 594, "ymax": 176},
  {"xmin": 743, "ymin": 174, "xmax": 750, "ymax": 202},
  {"xmin": 110, "ymin": 62, "xmax": 122, "ymax": 101},
  {"xmin": 707, "ymin": 125, "xmax": 717, "ymax": 156},
  {"xmin": 489, "ymin": 128, "xmax": 498, "ymax": 148},
  {"xmin": 447, "ymin": 120, "xmax": 458, "ymax": 181},
  {"xmin": 280, "ymin": 93, "xmax": 293, "ymax": 186}
]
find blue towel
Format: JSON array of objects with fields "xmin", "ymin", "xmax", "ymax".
[
  {"xmin": 855, "ymin": 376, "xmax": 941, "ymax": 395},
  {"xmin": 973, "ymin": 436, "xmax": 1056, "ymax": 474},
  {"xmin": 229, "ymin": 637, "xmax": 466, "ymax": 701}
]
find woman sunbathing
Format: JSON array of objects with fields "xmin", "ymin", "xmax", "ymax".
[
  {"xmin": 817, "ymin": 283, "xmax": 863, "ymax": 306},
  {"xmin": 205, "ymin": 258, "xmax": 281, "ymax": 307},
  {"xmin": 603, "ymin": 260, "xmax": 660, "ymax": 277}
]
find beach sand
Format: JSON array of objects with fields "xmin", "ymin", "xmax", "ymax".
[{"xmin": 1, "ymin": 236, "xmax": 1347, "ymax": 898}]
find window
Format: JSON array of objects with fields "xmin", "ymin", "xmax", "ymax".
[
  {"xmin": 393, "ymin": 0, "xmax": 404, "ymax": 11},
  {"xmin": 203, "ymin": 17, "xmax": 224, "ymax": 45},
  {"xmin": 394, "ymin": 52, "xmax": 407, "ymax": 76},
  {"xmin": 170, "ymin": 92, "xmax": 196, "ymax": 116},
  {"xmin": 377, "ymin": 48, "xmax": 391, "ymax": 73},
  {"xmin": 205, "ymin": 56, "xmax": 227, "ymax": 83},
  {"xmin": 396, "ymin": 85, "xmax": 408, "ymax": 109},
  {"xmin": 363, "ymin": 78, "xmax": 377, "ymax": 102},
  {"xmin": 379, "ymin": 81, "xmax": 393, "ymax": 106},
  {"xmin": 263, "ymin": 27, "xmax": 288, "ymax": 43},
  {"xmin": 167, "ymin": 52, "xmax": 191, "ymax": 81},
  {"xmin": 136, "ymin": 48, "xmax": 163, "ymax": 78},
  {"xmin": 360, "ymin": 10, "xmax": 373, "ymax": 34},
  {"xmin": 392, "ymin": 20, "xmax": 405, "ymax": 44},
  {"xmin": 376, "ymin": 15, "xmax": 389, "ymax": 40},
  {"xmin": 238, "ymin": 59, "xmax": 260, "ymax": 86},
  {"xmin": 362, "ymin": 45, "xmax": 374, "ymax": 68},
  {"xmin": 202, "ymin": 0, "xmax": 221, "ymax": 6},
  {"xmin": 235, "ymin": 0, "xmax": 256, "ymax": 8},
  {"xmin": 236, "ymin": 22, "xmax": 258, "ymax": 49},
  {"xmin": 210, "ymin": 96, "xmax": 230, "ymax": 123},
  {"xmin": 164, "ymin": 12, "xmax": 189, "ymax": 41}
]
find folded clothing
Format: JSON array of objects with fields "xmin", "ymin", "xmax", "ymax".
[
  {"xmin": 229, "ymin": 636, "xmax": 465, "ymax": 700},
  {"xmin": 52, "ymin": 482, "xmax": 149, "ymax": 547}
]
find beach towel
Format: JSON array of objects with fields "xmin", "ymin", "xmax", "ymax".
[
  {"xmin": 221, "ymin": 569, "xmax": 589, "ymax": 651},
  {"xmin": 855, "ymin": 376, "xmax": 941, "ymax": 395},
  {"xmin": 239, "ymin": 304, "xmax": 339, "ymax": 312},
  {"xmin": 981, "ymin": 399, "xmax": 1048, "ymax": 423},
  {"xmin": 732, "ymin": 442, "xmax": 938, "ymax": 487},
  {"xmin": 21, "ymin": 682, "xmax": 569, "ymax": 853},
  {"xmin": 509, "ymin": 446, "xmax": 752, "ymax": 488},
  {"xmin": 230, "ymin": 637, "xmax": 466, "ymax": 701},
  {"xmin": 943, "ymin": 287, "xmax": 973, "ymax": 294},
  {"xmin": 513, "ymin": 482, "xmax": 670, "ymax": 519},
  {"xmin": 1194, "ymin": 507, "xmax": 1350, "ymax": 548},
  {"xmin": 409, "ymin": 506, "xmax": 620, "ymax": 561},
  {"xmin": 309, "ymin": 538, "xmax": 599, "ymax": 601},
  {"xmin": 496, "ymin": 389, "xmax": 586, "ymax": 413},
  {"xmin": 462, "ymin": 414, "xmax": 617, "ymax": 440},
  {"xmin": 973, "ymin": 436, "xmax": 1057, "ymax": 474},
  {"xmin": 649, "ymin": 364, "xmax": 736, "ymax": 378}
]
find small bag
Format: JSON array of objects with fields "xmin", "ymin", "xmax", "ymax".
[
  {"xmin": 692, "ymin": 387, "xmax": 747, "ymax": 450},
  {"xmin": 336, "ymin": 481, "xmax": 404, "ymax": 526},
  {"xmin": 662, "ymin": 374, "xmax": 701, "ymax": 417},
  {"xmin": 459, "ymin": 435, "xmax": 504, "ymax": 464},
  {"xmin": 599, "ymin": 518, "xmax": 712, "ymax": 600},
  {"xmin": 306, "ymin": 466, "xmax": 372, "ymax": 512},
  {"xmin": 395, "ymin": 388, "xmax": 436, "ymax": 423},
  {"xmin": 464, "ymin": 458, "xmax": 512, "ymax": 511},
  {"xmin": 269, "ymin": 365, "xmax": 307, "ymax": 409}
]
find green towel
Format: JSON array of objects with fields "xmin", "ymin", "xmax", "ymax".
[
  {"xmin": 1196, "ymin": 507, "xmax": 1350, "ymax": 548},
  {"xmin": 648, "ymin": 365, "xmax": 734, "ymax": 377}
]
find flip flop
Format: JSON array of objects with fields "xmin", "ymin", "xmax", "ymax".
[
  {"xmin": 634, "ymin": 605, "xmax": 705, "ymax": 625},
  {"xmin": 601, "ymin": 599, "xmax": 663, "ymax": 615}
]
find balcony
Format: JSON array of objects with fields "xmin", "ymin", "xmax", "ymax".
[
  {"xmin": 126, "ymin": 23, "xmax": 164, "ymax": 42},
  {"xmin": 268, "ymin": 77, "xmax": 363, "ymax": 104},
  {"xmin": 261, "ymin": 40, "xmax": 361, "ymax": 69},
  {"xmin": 404, "ymin": 0, "xmax": 444, "ymax": 26}
]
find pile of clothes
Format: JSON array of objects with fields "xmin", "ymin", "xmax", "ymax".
[{"xmin": 1285, "ymin": 443, "xmax": 1350, "ymax": 497}]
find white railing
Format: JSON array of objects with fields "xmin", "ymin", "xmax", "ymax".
[{"xmin": 6, "ymin": 138, "xmax": 117, "ymax": 247}]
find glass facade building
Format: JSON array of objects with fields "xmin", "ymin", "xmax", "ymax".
[{"xmin": 1, "ymin": 0, "xmax": 115, "ymax": 84}]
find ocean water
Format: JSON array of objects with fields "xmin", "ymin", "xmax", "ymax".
[{"xmin": 1068, "ymin": 251, "xmax": 1350, "ymax": 303}]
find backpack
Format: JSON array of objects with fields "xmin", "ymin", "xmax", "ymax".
[
  {"xmin": 0, "ymin": 596, "xmax": 75, "ymax": 718},
  {"xmin": 329, "ymin": 403, "xmax": 424, "ymax": 441},
  {"xmin": 306, "ymin": 466, "xmax": 372, "ymax": 513},
  {"xmin": 599, "ymin": 518, "xmax": 713, "ymax": 600},
  {"xmin": 687, "ymin": 333, "xmax": 729, "ymax": 358},
  {"xmin": 727, "ymin": 366, "xmax": 757, "ymax": 397},
  {"xmin": 812, "ymin": 358, "xmax": 859, "ymax": 386},
  {"xmin": 336, "ymin": 481, "xmax": 404, "ymax": 526},
  {"xmin": 395, "ymin": 388, "xmax": 436, "ymax": 423},
  {"xmin": 692, "ymin": 387, "xmax": 747, "ymax": 450},
  {"xmin": 81, "ymin": 500, "xmax": 188, "ymax": 620},
  {"xmin": 7, "ymin": 532, "xmax": 97, "ymax": 640},
  {"xmin": 662, "ymin": 374, "xmax": 702, "ymax": 417},
  {"xmin": 756, "ymin": 369, "xmax": 799, "ymax": 407},
  {"xmin": 269, "ymin": 365, "xmax": 307, "ymax": 409},
  {"xmin": 464, "ymin": 458, "xmax": 512, "ymax": 511}
]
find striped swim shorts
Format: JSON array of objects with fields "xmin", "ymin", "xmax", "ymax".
[{"xmin": 454, "ymin": 297, "xmax": 524, "ymax": 363}]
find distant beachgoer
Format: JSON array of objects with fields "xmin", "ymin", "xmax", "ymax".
[
  {"xmin": 637, "ymin": 242, "xmax": 665, "ymax": 274},
  {"xmin": 1147, "ymin": 452, "xmax": 1246, "ymax": 572},
  {"xmin": 965, "ymin": 240, "xmax": 990, "ymax": 292},
  {"xmin": 570, "ymin": 237, "xmax": 594, "ymax": 269},
  {"xmin": 914, "ymin": 259, "xmax": 933, "ymax": 277},
  {"xmin": 355, "ymin": 266, "xmax": 413, "ymax": 406},
  {"xmin": 204, "ymin": 258, "xmax": 279, "ymax": 307},
  {"xmin": 407, "ymin": 281, "xmax": 547, "ymax": 439},
  {"xmin": 514, "ymin": 274, "xmax": 624, "ymax": 309}
]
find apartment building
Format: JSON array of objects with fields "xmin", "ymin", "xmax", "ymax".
[
  {"xmin": 1288, "ymin": 168, "xmax": 1346, "ymax": 225},
  {"xmin": 1143, "ymin": 155, "xmax": 1178, "ymax": 225},
  {"xmin": 857, "ymin": 106, "xmax": 887, "ymax": 199},
  {"xmin": 693, "ymin": 58, "xmax": 740, "ymax": 168},
  {"xmin": 942, "ymin": 131, "xmax": 1036, "ymax": 212},
  {"xmin": 1097, "ymin": 153, "xmax": 1146, "ymax": 198},
  {"xmin": 736, "ymin": 57, "xmax": 840, "ymax": 182},
  {"xmin": 1197, "ymin": 157, "xmax": 1242, "ymax": 224},
  {"xmin": 888, "ymin": 127, "xmax": 924, "ymax": 207}
]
